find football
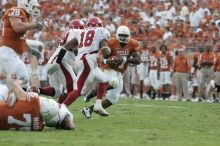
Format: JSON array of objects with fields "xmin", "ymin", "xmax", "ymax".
[{"xmin": 107, "ymin": 56, "xmax": 123, "ymax": 67}]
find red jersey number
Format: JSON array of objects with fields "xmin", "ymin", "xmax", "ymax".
[
  {"xmin": 59, "ymin": 31, "xmax": 70, "ymax": 46},
  {"xmin": 79, "ymin": 30, "xmax": 95, "ymax": 48}
]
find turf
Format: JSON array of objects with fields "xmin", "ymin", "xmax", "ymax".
[{"xmin": 1, "ymin": 98, "xmax": 220, "ymax": 146}]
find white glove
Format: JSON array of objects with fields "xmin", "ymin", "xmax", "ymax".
[
  {"xmin": 6, "ymin": 93, "xmax": 17, "ymax": 108},
  {"xmin": 34, "ymin": 22, "xmax": 43, "ymax": 30}
]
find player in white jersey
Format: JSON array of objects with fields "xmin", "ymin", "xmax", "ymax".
[
  {"xmin": 0, "ymin": 74, "xmax": 75, "ymax": 130},
  {"xmin": 56, "ymin": 17, "xmax": 113, "ymax": 116},
  {"xmin": 32, "ymin": 19, "xmax": 84, "ymax": 103},
  {"xmin": 139, "ymin": 41, "xmax": 149, "ymax": 98}
]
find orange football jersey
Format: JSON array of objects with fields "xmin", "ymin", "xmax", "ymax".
[
  {"xmin": 98, "ymin": 38, "xmax": 139, "ymax": 74},
  {"xmin": 1, "ymin": 7, "xmax": 30, "ymax": 55},
  {"xmin": 0, "ymin": 96, "xmax": 44, "ymax": 131},
  {"xmin": 160, "ymin": 51, "xmax": 172, "ymax": 71},
  {"xmin": 149, "ymin": 51, "xmax": 160, "ymax": 70},
  {"xmin": 214, "ymin": 53, "xmax": 220, "ymax": 72}
]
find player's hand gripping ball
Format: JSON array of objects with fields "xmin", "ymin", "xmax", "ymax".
[{"xmin": 107, "ymin": 56, "xmax": 123, "ymax": 67}]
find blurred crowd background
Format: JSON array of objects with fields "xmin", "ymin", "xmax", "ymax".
[{"xmin": 1, "ymin": 0, "xmax": 220, "ymax": 99}]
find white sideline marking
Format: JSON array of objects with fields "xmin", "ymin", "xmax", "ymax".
[{"xmin": 117, "ymin": 103, "xmax": 186, "ymax": 109}]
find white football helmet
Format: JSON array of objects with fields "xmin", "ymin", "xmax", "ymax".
[
  {"xmin": 39, "ymin": 97, "xmax": 73, "ymax": 128},
  {"xmin": 116, "ymin": 25, "xmax": 130, "ymax": 43},
  {"xmin": 17, "ymin": 0, "xmax": 40, "ymax": 17}
]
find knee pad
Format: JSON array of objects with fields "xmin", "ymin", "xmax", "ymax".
[{"xmin": 109, "ymin": 78, "xmax": 119, "ymax": 89}]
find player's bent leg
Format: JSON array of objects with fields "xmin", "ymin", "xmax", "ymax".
[
  {"xmin": 0, "ymin": 47, "xmax": 30, "ymax": 90},
  {"xmin": 93, "ymin": 83, "xmax": 109, "ymax": 117},
  {"xmin": 59, "ymin": 61, "xmax": 76, "ymax": 94},
  {"xmin": 82, "ymin": 99, "xmax": 112, "ymax": 119},
  {"xmin": 12, "ymin": 57, "xmax": 30, "ymax": 90}
]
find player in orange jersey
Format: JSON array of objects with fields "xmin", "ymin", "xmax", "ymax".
[
  {"xmin": 0, "ymin": 0, "xmax": 42, "ymax": 90},
  {"xmin": 158, "ymin": 45, "xmax": 173, "ymax": 99},
  {"xmin": 82, "ymin": 26, "xmax": 141, "ymax": 118},
  {"xmin": 147, "ymin": 47, "xmax": 161, "ymax": 99},
  {"xmin": 0, "ymin": 74, "xmax": 75, "ymax": 131}
]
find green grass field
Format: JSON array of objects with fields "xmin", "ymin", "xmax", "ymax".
[{"xmin": 1, "ymin": 98, "xmax": 220, "ymax": 146}]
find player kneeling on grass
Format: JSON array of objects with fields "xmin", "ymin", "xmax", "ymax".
[
  {"xmin": 0, "ymin": 74, "xmax": 75, "ymax": 131},
  {"xmin": 82, "ymin": 25, "xmax": 141, "ymax": 119}
]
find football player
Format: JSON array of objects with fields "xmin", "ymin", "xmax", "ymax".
[
  {"xmin": 56, "ymin": 17, "xmax": 116, "ymax": 116},
  {"xmin": 0, "ymin": 0, "xmax": 43, "ymax": 90},
  {"xmin": 31, "ymin": 19, "xmax": 84, "ymax": 103},
  {"xmin": 81, "ymin": 25, "xmax": 141, "ymax": 119},
  {"xmin": 158, "ymin": 45, "xmax": 173, "ymax": 99},
  {"xmin": 147, "ymin": 47, "xmax": 161, "ymax": 99},
  {"xmin": 0, "ymin": 74, "xmax": 75, "ymax": 131},
  {"xmin": 139, "ymin": 41, "xmax": 149, "ymax": 99}
]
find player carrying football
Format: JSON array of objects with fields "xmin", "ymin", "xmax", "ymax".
[{"xmin": 81, "ymin": 25, "xmax": 141, "ymax": 119}]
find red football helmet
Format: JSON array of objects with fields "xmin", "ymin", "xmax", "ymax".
[
  {"xmin": 68, "ymin": 19, "xmax": 85, "ymax": 29},
  {"xmin": 86, "ymin": 17, "xmax": 103, "ymax": 27}
]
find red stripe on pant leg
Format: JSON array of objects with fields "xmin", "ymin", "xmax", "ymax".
[
  {"xmin": 77, "ymin": 54, "xmax": 91, "ymax": 92},
  {"xmin": 39, "ymin": 86, "xmax": 55, "ymax": 96},
  {"xmin": 62, "ymin": 54, "xmax": 91, "ymax": 106},
  {"xmin": 60, "ymin": 63, "xmax": 73, "ymax": 95},
  {"xmin": 97, "ymin": 82, "xmax": 108, "ymax": 100}
]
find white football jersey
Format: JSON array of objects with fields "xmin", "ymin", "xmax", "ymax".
[
  {"xmin": 75, "ymin": 27, "xmax": 110, "ymax": 57},
  {"xmin": 0, "ymin": 84, "xmax": 9, "ymax": 101},
  {"xmin": 141, "ymin": 50, "xmax": 149, "ymax": 63},
  {"xmin": 48, "ymin": 29, "xmax": 82, "ymax": 64}
]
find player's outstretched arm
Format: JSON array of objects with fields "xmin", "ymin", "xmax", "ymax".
[
  {"xmin": 9, "ymin": 17, "xmax": 42, "ymax": 33},
  {"xmin": 5, "ymin": 78, "xmax": 28, "ymax": 107},
  {"xmin": 56, "ymin": 38, "xmax": 78, "ymax": 64}
]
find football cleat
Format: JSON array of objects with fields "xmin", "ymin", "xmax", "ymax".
[
  {"xmin": 93, "ymin": 104, "xmax": 109, "ymax": 117},
  {"xmin": 81, "ymin": 107, "xmax": 92, "ymax": 119},
  {"xmin": 191, "ymin": 97, "xmax": 203, "ymax": 102}
]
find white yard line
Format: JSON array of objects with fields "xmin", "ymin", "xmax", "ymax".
[{"xmin": 117, "ymin": 103, "xmax": 186, "ymax": 109}]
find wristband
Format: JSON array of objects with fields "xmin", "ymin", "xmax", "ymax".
[
  {"xmin": 56, "ymin": 47, "xmax": 67, "ymax": 64},
  {"xmin": 103, "ymin": 59, "xmax": 107, "ymax": 64}
]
